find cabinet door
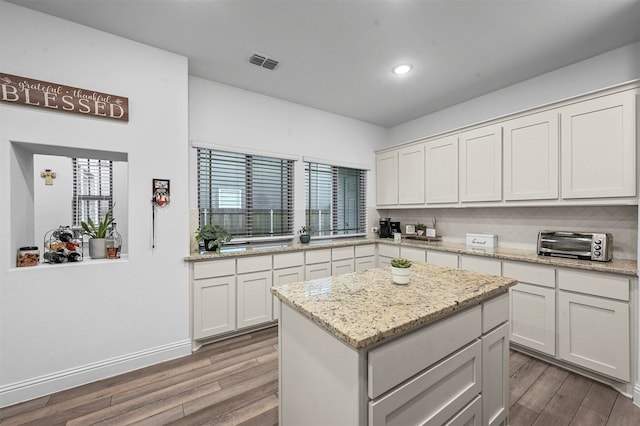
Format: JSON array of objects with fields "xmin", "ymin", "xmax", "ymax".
[
  {"xmin": 444, "ymin": 395, "xmax": 481, "ymax": 426},
  {"xmin": 398, "ymin": 143, "xmax": 425, "ymax": 205},
  {"xmin": 459, "ymin": 124, "xmax": 502, "ymax": 202},
  {"xmin": 426, "ymin": 135, "xmax": 459, "ymax": 204},
  {"xmin": 305, "ymin": 262, "xmax": 331, "ymax": 280},
  {"xmin": 376, "ymin": 151, "xmax": 399, "ymax": 205},
  {"xmin": 503, "ymin": 111, "xmax": 559, "ymax": 200},
  {"xmin": 378, "ymin": 256, "xmax": 393, "ymax": 268},
  {"xmin": 558, "ymin": 291, "xmax": 630, "ymax": 381},
  {"xmin": 355, "ymin": 256, "xmax": 375, "ymax": 272},
  {"xmin": 509, "ymin": 283, "xmax": 556, "ymax": 356},
  {"xmin": 332, "ymin": 259, "xmax": 354, "ymax": 276},
  {"xmin": 427, "ymin": 251, "xmax": 459, "ymax": 268},
  {"xmin": 460, "ymin": 255, "xmax": 501, "ymax": 276},
  {"xmin": 482, "ymin": 323, "xmax": 509, "ymax": 426},
  {"xmin": 561, "ymin": 91, "xmax": 636, "ymax": 199},
  {"xmin": 272, "ymin": 266, "xmax": 304, "ymax": 320},
  {"xmin": 400, "ymin": 246, "xmax": 426, "ymax": 262},
  {"xmin": 193, "ymin": 276, "xmax": 236, "ymax": 339},
  {"xmin": 237, "ymin": 271, "xmax": 273, "ymax": 328}
]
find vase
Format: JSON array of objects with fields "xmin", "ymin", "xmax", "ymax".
[
  {"xmin": 299, "ymin": 234, "xmax": 311, "ymax": 244},
  {"xmin": 203, "ymin": 239, "xmax": 219, "ymax": 252},
  {"xmin": 89, "ymin": 238, "xmax": 107, "ymax": 259},
  {"xmin": 391, "ymin": 266, "xmax": 411, "ymax": 285}
]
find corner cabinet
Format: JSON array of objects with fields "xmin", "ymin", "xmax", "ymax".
[
  {"xmin": 459, "ymin": 124, "xmax": 503, "ymax": 202},
  {"xmin": 560, "ymin": 90, "xmax": 637, "ymax": 199},
  {"xmin": 376, "ymin": 151, "xmax": 398, "ymax": 206}
]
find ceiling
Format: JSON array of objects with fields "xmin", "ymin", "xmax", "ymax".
[{"xmin": 7, "ymin": 0, "xmax": 640, "ymax": 128}]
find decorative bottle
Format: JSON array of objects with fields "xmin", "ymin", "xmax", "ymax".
[{"xmin": 106, "ymin": 222, "xmax": 122, "ymax": 259}]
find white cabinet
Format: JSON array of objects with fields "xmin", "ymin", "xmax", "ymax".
[
  {"xmin": 305, "ymin": 249, "xmax": 332, "ymax": 279},
  {"xmin": 376, "ymin": 151, "xmax": 398, "ymax": 206},
  {"xmin": 332, "ymin": 246, "xmax": 354, "ymax": 275},
  {"xmin": 482, "ymin": 323, "xmax": 509, "ymax": 426},
  {"xmin": 377, "ymin": 244, "xmax": 400, "ymax": 268},
  {"xmin": 272, "ymin": 252, "xmax": 305, "ymax": 320},
  {"xmin": 459, "ymin": 124, "xmax": 502, "ymax": 202},
  {"xmin": 560, "ymin": 90, "xmax": 637, "ymax": 199},
  {"xmin": 400, "ymin": 246, "xmax": 426, "ymax": 262},
  {"xmin": 398, "ymin": 143, "xmax": 425, "ymax": 205},
  {"xmin": 236, "ymin": 255, "xmax": 273, "ymax": 328},
  {"xmin": 503, "ymin": 261, "xmax": 556, "ymax": 356},
  {"xmin": 503, "ymin": 111, "xmax": 559, "ymax": 201},
  {"xmin": 192, "ymin": 259, "xmax": 236, "ymax": 340},
  {"xmin": 425, "ymin": 135, "xmax": 459, "ymax": 204},
  {"xmin": 460, "ymin": 255, "xmax": 501, "ymax": 276},
  {"xmin": 557, "ymin": 269, "xmax": 630, "ymax": 381},
  {"xmin": 427, "ymin": 251, "xmax": 459, "ymax": 268},
  {"xmin": 355, "ymin": 244, "xmax": 376, "ymax": 272}
]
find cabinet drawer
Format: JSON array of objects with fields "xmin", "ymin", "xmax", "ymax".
[
  {"xmin": 369, "ymin": 340, "xmax": 481, "ymax": 426},
  {"xmin": 368, "ymin": 305, "xmax": 481, "ymax": 399},
  {"xmin": 378, "ymin": 244, "xmax": 400, "ymax": 259},
  {"xmin": 305, "ymin": 249, "xmax": 331, "ymax": 264},
  {"xmin": 355, "ymin": 244, "xmax": 376, "ymax": 258},
  {"xmin": 482, "ymin": 293, "xmax": 509, "ymax": 334},
  {"xmin": 193, "ymin": 259, "xmax": 235, "ymax": 279},
  {"xmin": 400, "ymin": 247, "xmax": 426, "ymax": 262},
  {"xmin": 237, "ymin": 255, "xmax": 272, "ymax": 274},
  {"xmin": 273, "ymin": 252, "xmax": 304, "ymax": 269},
  {"xmin": 427, "ymin": 251, "xmax": 459, "ymax": 268},
  {"xmin": 460, "ymin": 255, "xmax": 501, "ymax": 276},
  {"xmin": 444, "ymin": 395, "xmax": 481, "ymax": 426},
  {"xmin": 503, "ymin": 261, "xmax": 555, "ymax": 288},
  {"xmin": 558, "ymin": 269, "xmax": 629, "ymax": 301},
  {"xmin": 332, "ymin": 259, "xmax": 354, "ymax": 276},
  {"xmin": 332, "ymin": 246, "xmax": 354, "ymax": 261}
]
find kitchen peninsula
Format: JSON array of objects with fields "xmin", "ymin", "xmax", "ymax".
[{"xmin": 272, "ymin": 262, "xmax": 517, "ymax": 426}]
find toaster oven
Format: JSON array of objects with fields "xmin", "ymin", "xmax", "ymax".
[{"xmin": 537, "ymin": 231, "xmax": 612, "ymax": 262}]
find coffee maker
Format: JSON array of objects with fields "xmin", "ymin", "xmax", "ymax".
[
  {"xmin": 379, "ymin": 218, "xmax": 392, "ymax": 238},
  {"xmin": 390, "ymin": 221, "xmax": 401, "ymax": 235}
]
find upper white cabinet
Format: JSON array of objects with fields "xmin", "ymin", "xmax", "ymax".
[
  {"xmin": 425, "ymin": 135, "xmax": 459, "ymax": 204},
  {"xmin": 503, "ymin": 111, "xmax": 559, "ymax": 201},
  {"xmin": 560, "ymin": 91, "xmax": 637, "ymax": 199},
  {"xmin": 376, "ymin": 151, "xmax": 398, "ymax": 205},
  {"xmin": 398, "ymin": 143, "xmax": 425, "ymax": 205},
  {"xmin": 459, "ymin": 124, "xmax": 502, "ymax": 202}
]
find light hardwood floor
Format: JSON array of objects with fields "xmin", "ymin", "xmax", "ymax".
[{"xmin": 1, "ymin": 326, "xmax": 639, "ymax": 425}]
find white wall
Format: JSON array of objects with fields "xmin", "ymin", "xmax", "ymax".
[
  {"xmin": 0, "ymin": 2, "xmax": 190, "ymax": 406},
  {"xmin": 389, "ymin": 41, "xmax": 640, "ymax": 145},
  {"xmin": 188, "ymin": 77, "xmax": 389, "ymax": 241}
]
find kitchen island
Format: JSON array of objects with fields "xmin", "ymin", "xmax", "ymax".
[{"xmin": 271, "ymin": 262, "xmax": 517, "ymax": 426}]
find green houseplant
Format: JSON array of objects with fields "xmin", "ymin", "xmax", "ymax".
[
  {"xmin": 414, "ymin": 223, "xmax": 427, "ymax": 236},
  {"xmin": 195, "ymin": 224, "xmax": 232, "ymax": 252},
  {"xmin": 298, "ymin": 226, "xmax": 311, "ymax": 244},
  {"xmin": 81, "ymin": 210, "xmax": 114, "ymax": 259},
  {"xmin": 390, "ymin": 258, "xmax": 412, "ymax": 285}
]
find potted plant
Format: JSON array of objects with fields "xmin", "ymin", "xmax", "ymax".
[
  {"xmin": 390, "ymin": 258, "xmax": 412, "ymax": 285},
  {"xmin": 298, "ymin": 226, "xmax": 311, "ymax": 244},
  {"xmin": 195, "ymin": 224, "xmax": 232, "ymax": 252},
  {"xmin": 81, "ymin": 210, "xmax": 114, "ymax": 259},
  {"xmin": 415, "ymin": 223, "xmax": 427, "ymax": 236}
]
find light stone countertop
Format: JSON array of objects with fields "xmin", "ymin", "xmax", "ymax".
[
  {"xmin": 184, "ymin": 237, "xmax": 637, "ymax": 276},
  {"xmin": 271, "ymin": 262, "xmax": 517, "ymax": 349}
]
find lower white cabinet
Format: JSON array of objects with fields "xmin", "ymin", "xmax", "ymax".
[
  {"xmin": 460, "ymin": 255, "xmax": 501, "ymax": 276},
  {"xmin": 400, "ymin": 246, "xmax": 426, "ymax": 262},
  {"xmin": 558, "ymin": 291, "xmax": 630, "ymax": 381},
  {"xmin": 510, "ymin": 283, "xmax": 556, "ymax": 356},
  {"xmin": 193, "ymin": 276, "xmax": 236, "ymax": 339},
  {"xmin": 482, "ymin": 323, "xmax": 509, "ymax": 426},
  {"xmin": 272, "ymin": 266, "xmax": 304, "ymax": 320},
  {"xmin": 444, "ymin": 395, "xmax": 482, "ymax": 426},
  {"xmin": 427, "ymin": 251, "xmax": 459, "ymax": 268},
  {"xmin": 237, "ymin": 271, "xmax": 273, "ymax": 328},
  {"xmin": 332, "ymin": 259, "xmax": 354, "ymax": 276},
  {"xmin": 378, "ymin": 244, "xmax": 400, "ymax": 268},
  {"xmin": 305, "ymin": 262, "xmax": 331, "ymax": 279},
  {"xmin": 356, "ymin": 256, "xmax": 376, "ymax": 271}
]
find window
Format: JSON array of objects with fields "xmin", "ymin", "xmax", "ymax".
[
  {"xmin": 197, "ymin": 148, "xmax": 294, "ymax": 238},
  {"xmin": 72, "ymin": 158, "xmax": 113, "ymax": 226},
  {"xmin": 305, "ymin": 161, "xmax": 367, "ymax": 236}
]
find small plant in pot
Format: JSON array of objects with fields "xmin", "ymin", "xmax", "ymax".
[
  {"xmin": 414, "ymin": 223, "xmax": 427, "ymax": 236},
  {"xmin": 195, "ymin": 224, "xmax": 232, "ymax": 253},
  {"xmin": 81, "ymin": 210, "xmax": 114, "ymax": 259},
  {"xmin": 390, "ymin": 258, "xmax": 412, "ymax": 285},
  {"xmin": 298, "ymin": 226, "xmax": 311, "ymax": 244}
]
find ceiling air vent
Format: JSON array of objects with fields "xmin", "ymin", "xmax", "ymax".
[{"xmin": 249, "ymin": 52, "xmax": 280, "ymax": 70}]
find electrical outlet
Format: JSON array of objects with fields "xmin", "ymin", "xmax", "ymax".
[{"xmin": 371, "ymin": 227, "xmax": 378, "ymax": 233}]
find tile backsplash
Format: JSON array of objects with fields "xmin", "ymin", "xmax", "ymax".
[{"xmin": 379, "ymin": 205, "xmax": 638, "ymax": 260}]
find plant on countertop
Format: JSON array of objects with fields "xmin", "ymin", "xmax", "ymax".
[
  {"xmin": 81, "ymin": 210, "xmax": 114, "ymax": 239},
  {"xmin": 414, "ymin": 223, "xmax": 427, "ymax": 232},
  {"xmin": 298, "ymin": 226, "xmax": 310, "ymax": 235},
  {"xmin": 298, "ymin": 225, "xmax": 311, "ymax": 243},
  {"xmin": 391, "ymin": 258, "xmax": 412, "ymax": 268},
  {"xmin": 195, "ymin": 224, "xmax": 232, "ymax": 251}
]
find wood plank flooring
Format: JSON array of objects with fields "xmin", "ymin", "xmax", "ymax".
[{"xmin": 2, "ymin": 326, "xmax": 639, "ymax": 425}]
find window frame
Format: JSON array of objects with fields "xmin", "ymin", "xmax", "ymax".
[{"xmin": 72, "ymin": 157, "xmax": 114, "ymax": 228}]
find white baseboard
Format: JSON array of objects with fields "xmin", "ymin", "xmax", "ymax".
[
  {"xmin": 634, "ymin": 383, "xmax": 640, "ymax": 408},
  {"xmin": 0, "ymin": 339, "xmax": 191, "ymax": 408}
]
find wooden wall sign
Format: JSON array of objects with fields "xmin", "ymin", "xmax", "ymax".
[{"xmin": 0, "ymin": 72, "xmax": 129, "ymax": 122}]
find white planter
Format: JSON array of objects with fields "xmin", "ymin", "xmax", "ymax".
[
  {"xmin": 391, "ymin": 266, "xmax": 411, "ymax": 285},
  {"xmin": 89, "ymin": 238, "xmax": 107, "ymax": 259}
]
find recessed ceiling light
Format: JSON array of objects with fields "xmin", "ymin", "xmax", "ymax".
[{"xmin": 392, "ymin": 64, "xmax": 413, "ymax": 75}]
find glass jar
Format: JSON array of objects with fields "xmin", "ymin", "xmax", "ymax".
[
  {"xmin": 17, "ymin": 246, "xmax": 39, "ymax": 267},
  {"xmin": 106, "ymin": 222, "xmax": 122, "ymax": 259}
]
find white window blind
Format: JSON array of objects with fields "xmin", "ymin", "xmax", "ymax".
[
  {"xmin": 305, "ymin": 161, "xmax": 367, "ymax": 236},
  {"xmin": 72, "ymin": 158, "xmax": 113, "ymax": 226},
  {"xmin": 197, "ymin": 148, "xmax": 294, "ymax": 238}
]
